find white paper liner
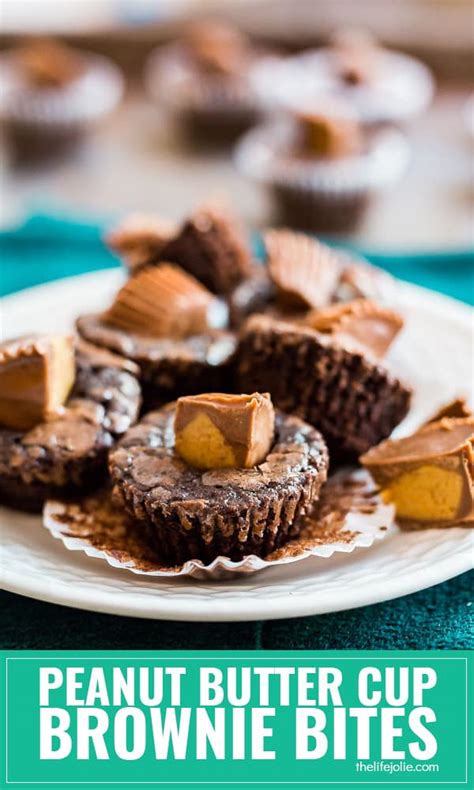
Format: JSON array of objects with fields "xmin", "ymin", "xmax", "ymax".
[
  {"xmin": 0, "ymin": 52, "xmax": 124, "ymax": 129},
  {"xmin": 250, "ymin": 50, "xmax": 434, "ymax": 124},
  {"xmin": 234, "ymin": 120, "xmax": 410, "ymax": 197},
  {"xmin": 43, "ymin": 469, "xmax": 394, "ymax": 580}
]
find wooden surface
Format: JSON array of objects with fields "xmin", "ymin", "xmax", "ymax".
[{"xmin": 2, "ymin": 84, "xmax": 473, "ymax": 251}]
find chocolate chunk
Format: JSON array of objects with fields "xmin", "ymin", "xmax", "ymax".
[
  {"xmin": 306, "ymin": 299, "xmax": 404, "ymax": 358},
  {"xmin": 103, "ymin": 264, "xmax": 228, "ymax": 338},
  {"xmin": 161, "ymin": 205, "xmax": 252, "ymax": 295},
  {"xmin": 264, "ymin": 229, "xmax": 341, "ymax": 311},
  {"xmin": 236, "ymin": 314, "xmax": 411, "ymax": 460},
  {"xmin": 295, "ymin": 108, "xmax": 363, "ymax": 158},
  {"xmin": 361, "ymin": 417, "xmax": 474, "ymax": 528},
  {"xmin": 106, "ymin": 214, "xmax": 177, "ymax": 274},
  {"xmin": 0, "ymin": 335, "xmax": 75, "ymax": 431},
  {"xmin": 174, "ymin": 392, "xmax": 275, "ymax": 470}
]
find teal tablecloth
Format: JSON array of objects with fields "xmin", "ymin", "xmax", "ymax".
[{"xmin": 0, "ymin": 214, "xmax": 473, "ymax": 649}]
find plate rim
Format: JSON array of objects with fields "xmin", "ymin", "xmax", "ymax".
[{"xmin": 1, "ymin": 549, "xmax": 472, "ymax": 621}]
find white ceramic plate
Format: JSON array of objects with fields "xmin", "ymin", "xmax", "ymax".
[{"xmin": 1, "ymin": 271, "xmax": 473, "ymax": 621}]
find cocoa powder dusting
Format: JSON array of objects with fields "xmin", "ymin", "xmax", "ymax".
[{"xmin": 47, "ymin": 469, "xmax": 388, "ymax": 574}]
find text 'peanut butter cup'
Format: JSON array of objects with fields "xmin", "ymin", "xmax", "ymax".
[
  {"xmin": 361, "ymin": 417, "xmax": 474, "ymax": 529},
  {"xmin": 236, "ymin": 314, "xmax": 411, "ymax": 460}
]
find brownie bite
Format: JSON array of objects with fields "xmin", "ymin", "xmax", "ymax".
[
  {"xmin": 109, "ymin": 394, "xmax": 328, "ymax": 564},
  {"xmin": 76, "ymin": 264, "xmax": 237, "ymax": 407},
  {"xmin": 145, "ymin": 21, "xmax": 266, "ymax": 146},
  {"xmin": 0, "ymin": 38, "xmax": 123, "ymax": 163},
  {"xmin": 236, "ymin": 315, "xmax": 411, "ymax": 460},
  {"xmin": 0, "ymin": 337, "xmax": 141, "ymax": 511},
  {"xmin": 235, "ymin": 104, "xmax": 409, "ymax": 234}
]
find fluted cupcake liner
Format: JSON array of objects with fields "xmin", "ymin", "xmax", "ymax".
[{"xmin": 43, "ymin": 469, "xmax": 394, "ymax": 579}]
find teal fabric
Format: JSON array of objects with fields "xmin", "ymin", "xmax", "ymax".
[{"xmin": 0, "ymin": 214, "xmax": 473, "ymax": 649}]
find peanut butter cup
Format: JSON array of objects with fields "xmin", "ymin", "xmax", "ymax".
[
  {"xmin": 361, "ymin": 417, "xmax": 474, "ymax": 529},
  {"xmin": 306, "ymin": 299, "xmax": 404, "ymax": 358},
  {"xmin": 109, "ymin": 395, "xmax": 328, "ymax": 563},
  {"xmin": 236, "ymin": 314, "xmax": 411, "ymax": 460},
  {"xmin": 0, "ymin": 336, "xmax": 141, "ymax": 511}
]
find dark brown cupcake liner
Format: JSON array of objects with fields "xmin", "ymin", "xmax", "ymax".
[
  {"xmin": 270, "ymin": 182, "xmax": 371, "ymax": 233},
  {"xmin": 109, "ymin": 405, "xmax": 329, "ymax": 564},
  {"xmin": 234, "ymin": 121, "xmax": 410, "ymax": 233},
  {"xmin": 236, "ymin": 315, "xmax": 411, "ymax": 460}
]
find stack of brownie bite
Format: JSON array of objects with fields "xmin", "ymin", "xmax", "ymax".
[{"xmin": 4, "ymin": 204, "xmax": 469, "ymax": 568}]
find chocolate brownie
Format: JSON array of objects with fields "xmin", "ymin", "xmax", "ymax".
[
  {"xmin": 109, "ymin": 404, "xmax": 328, "ymax": 563},
  {"xmin": 0, "ymin": 343, "xmax": 141, "ymax": 511},
  {"xmin": 236, "ymin": 315, "xmax": 411, "ymax": 460},
  {"xmin": 76, "ymin": 313, "xmax": 237, "ymax": 407}
]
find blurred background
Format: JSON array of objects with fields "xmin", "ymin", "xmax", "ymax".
[{"xmin": 0, "ymin": 0, "xmax": 473, "ymax": 263}]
